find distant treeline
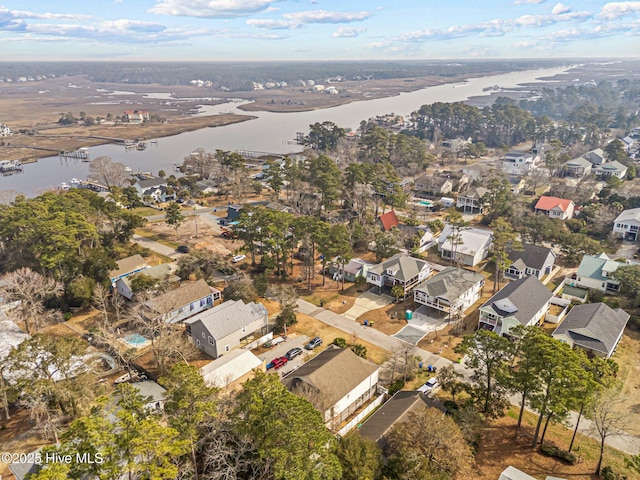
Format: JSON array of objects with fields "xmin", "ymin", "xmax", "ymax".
[{"xmin": 0, "ymin": 59, "xmax": 569, "ymax": 91}]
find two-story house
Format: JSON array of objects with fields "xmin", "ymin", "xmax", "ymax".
[
  {"xmin": 115, "ymin": 263, "xmax": 179, "ymax": 300},
  {"xmin": 414, "ymin": 174, "xmax": 453, "ymax": 198},
  {"xmin": 613, "ymin": 207, "xmax": 640, "ymax": 241},
  {"xmin": 282, "ymin": 346, "xmax": 380, "ymax": 432},
  {"xmin": 504, "ymin": 243, "xmax": 556, "ymax": 280},
  {"xmin": 184, "ymin": 299, "xmax": 268, "ymax": 359},
  {"xmin": 144, "ymin": 279, "xmax": 221, "ymax": 324},
  {"xmin": 438, "ymin": 224, "xmax": 493, "ymax": 267},
  {"xmin": 133, "ymin": 177, "xmax": 174, "ymax": 203},
  {"xmin": 366, "ymin": 254, "xmax": 432, "ymax": 298},
  {"xmin": 534, "ymin": 195, "xmax": 575, "ymax": 220},
  {"xmin": 108, "ymin": 254, "xmax": 149, "ymax": 287},
  {"xmin": 570, "ymin": 253, "xmax": 622, "ymax": 294},
  {"xmin": 413, "ymin": 267, "xmax": 485, "ymax": 318},
  {"xmin": 501, "ymin": 150, "xmax": 541, "ymax": 176},
  {"xmin": 561, "ymin": 156, "xmax": 593, "ymax": 178},
  {"xmin": 456, "ymin": 186, "xmax": 488, "ymax": 213},
  {"xmin": 478, "ymin": 275, "xmax": 553, "ymax": 337}
]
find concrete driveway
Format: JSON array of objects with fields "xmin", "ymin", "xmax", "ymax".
[
  {"xmin": 393, "ymin": 325, "xmax": 427, "ymax": 345},
  {"xmin": 342, "ymin": 291, "xmax": 394, "ymax": 321},
  {"xmin": 254, "ymin": 335, "xmax": 310, "ymax": 378}
]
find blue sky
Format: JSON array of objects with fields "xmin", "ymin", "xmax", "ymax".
[{"xmin": 0, "ymin": 1, "xmax": 638, "ymax": 61}]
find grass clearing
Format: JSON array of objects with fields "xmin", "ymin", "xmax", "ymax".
[
  {"xmin": 135, "ymin": 226, "xmax": 180, "ymax": 249},
  {"xmin": 130, "ymin": 206, "xmax": 162, "ymax": 217}
]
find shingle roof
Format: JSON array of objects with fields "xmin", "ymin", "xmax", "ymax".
[
  {"xmin": 535, "ymin": 196, "xmax": 573, "ymax": 212},
  {"xmin": 596, "ymin": 161, "xmax": 627, "ymax": 173},
  {"xmin": 184, "ymin": 299, "xmax": 267, "ymax": 340},
  {"xmin": 415, "ymin": 267, "xmax": 484, "ymax": 302},
  {"xmin": 481, "ymin": 275, "xmax": 552, "ymax": 325},
  {"xmin": 507, "ymin": 243, "xmax": 554, "ymax": 271},
  {"xmin": 281, "ymin": 346, "xmax": 379, "ymax": 411},
  {"xmin": 368, "ymin": 253, "xmax": 430, "ymax": 282},
  {"xmin": 109, "ymin": 254, "xmax": 148, "ymax": 280},
  {"xmin": 564, "ymin": 157, "xmax": 593, "ymax": 168},
  {"xmin": 552, "ymin": 303, "xmax": 629, "ymax": 356},
  {"xmin": 379, "ymin": 211, "xmax": 400, "ymax": 231},
  {"xmin": 137, "ymin": 177, "xmax": 167, "ymax": 188},
  {"xmin": 146, "ymin": 279, "xmax": 218, "ymax": 314},
  {"xmin": 615, "ymin": 208, "xmax": 640, "ymax": 224},
  {"xmin": 122, "ymin": 263, "xmax": 178, "ymax": 289},
  {"xmin": 460, "ymin": 186, "xmax": 488, "ymax": 200}
]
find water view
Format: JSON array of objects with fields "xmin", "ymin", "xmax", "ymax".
[{"xmin": 1, "ymin": 65, "xmax": 572, "ymax": 197}]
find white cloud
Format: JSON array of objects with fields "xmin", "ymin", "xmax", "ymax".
[
  {"xmin": 0, "ymin": 6, "xmax": 93, "ymax": 21},
  {"xmin": 246, "ymin": 18, "xmax": 298, "ymax": 29},
  {"xmin": 282, "ymin": 10, "xmax": 369, "ymax": 24},
  {"xmin": 599, "ymin": 1, "xmax": 640, "ymax": 20},
  {"xmin": 332, "ymin": 26, "xmax": 365, "ymax": 38},
  {"xmin": 551, "ymin": 3, "xmax": 571, "ymax": 15},
  {"xmin": 514, "ymin": 0, "xmax": 546, "ymax": 4},
  {"xmin": 148, "ymin": 0, "xmax": 276, "ymax": 18}
]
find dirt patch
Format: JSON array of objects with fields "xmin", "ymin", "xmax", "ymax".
[{"xmin": 301, "ymin": 284, "xmax": 361, "ymax": 314}]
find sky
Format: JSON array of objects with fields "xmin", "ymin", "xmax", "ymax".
[{"xmin": 0, "ymin": 1, "xmax": 638, "ymax": 61}]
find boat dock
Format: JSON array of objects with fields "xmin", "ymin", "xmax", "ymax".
[{"xmin": 0, "ymin": 160, "xmax": 23, "ymax": 174}]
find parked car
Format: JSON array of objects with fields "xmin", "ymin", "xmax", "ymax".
[
  {"xmin": 417, "ymin": 377, "xmax": 439, "ymax": 393},
  {"xmin": 177, "ymin": 245, "xmax": 190, "ymax": 253},
  {"xmin": 270, "ymin": 356, "xmax": 288, "ymax": 370},
  {"xmin": 305, "ymin": 337, "xmax": 323, "ymax": 350},
  {"xmin": 286, "ymin": 347, "xmax": 303, "ymax": 360},
  {"xmin": 232, "ymin": 254, "xmax": 246, "ymax": 263}
]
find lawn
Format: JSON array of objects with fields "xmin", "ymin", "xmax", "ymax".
[
  {"xmin": 302, "ymin": 283, "xmax": 362, "ymax": 314},
  {"xmin": 135, "ymin": 226, "xmax": 180, "ymax": 249},
  {"xmin": 130, "ymin": 206, "xmax": 162, "ymax": 217}
]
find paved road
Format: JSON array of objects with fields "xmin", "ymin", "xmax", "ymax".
[
  {"xmin": 131, "ymin": 234, "xmax": 184, "ymax": 260},
  {"xmin": 297, "ymin": 298, "xmax": 640, "ymax": 455}
]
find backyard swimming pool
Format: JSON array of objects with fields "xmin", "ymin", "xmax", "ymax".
[
  {"xmin": 419, "ymin": 200, "xmax": 433, "ymax": 207},
  {"xmin": 123, "ymin": 333, "xmax": 149, "ymax": 347}
]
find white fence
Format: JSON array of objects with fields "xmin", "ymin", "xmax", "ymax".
[
  {"xmin": 336, "ymin": 394, "xmax": 385, "ymax": 437},
  {"xmin": 243, "ymin": 332, "xmax": 273, "ymax": 350}
]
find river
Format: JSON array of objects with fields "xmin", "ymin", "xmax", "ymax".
[{"xmin": 2, "ymin": 65, "xmax": 573, "ymax": 197}]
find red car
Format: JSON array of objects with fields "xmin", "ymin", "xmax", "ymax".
[{"xmin": 270, "ymin": 356, "xmax": 288, "ymax": 370}]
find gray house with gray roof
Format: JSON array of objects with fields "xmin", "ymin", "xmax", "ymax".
[
  {"xmin": 366, "ymin": 253, "xmax": 432, "ymax": 298},
  {"xmin": 552, "ymin": 303, "xmax": 629, "ymax": 358},
  {"xmin": 414, "ymin": 267, "xmax": 485, "ymax": 317},
  {"xmin": 505, "ymin": 243, "xmax": 556, "ymax": 280},
  {"xmin": 184, "ymin": 299, "xmax": 268, "ymax": 358},
  {"xmin": 478, "ymin": 275, "xmax": 552, "ymax": 337}
]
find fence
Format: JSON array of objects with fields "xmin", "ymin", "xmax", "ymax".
[{"xmin": 336, "ymin": 394, "xmax": 385, "ymax": 437}]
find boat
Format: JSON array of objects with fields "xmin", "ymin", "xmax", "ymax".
[{"xmin": 136, "ymin": 142, "xmax": 146, "ymax": 151}]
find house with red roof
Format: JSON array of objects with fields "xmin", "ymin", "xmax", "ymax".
[
  {"xmin": 534, "ymin": 195, "xmax": 575, "ymax": 220},
  {"xmin": 378, "ymin": 211, "xmax": 400, "ymax": 231}
]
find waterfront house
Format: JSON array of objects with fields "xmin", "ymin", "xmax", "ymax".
[
  {"xmin": 534, "ymin": 195, "xmax": 575, "ymax": 220},
  {"xmin": 613, "ymin": 207, "xmax": 640, "ymax": 241},
  {"xmin": 437, "ymin": 224, "xmax": 492, "ymax": 267},
  {"xmin": 124, "ymin": 110, "xmax": 150, "ymax": 124},
  {"xmin": 414, "ymin": 267, "xmax": 485, "ymax": 318},
  {"xmin": 133, "ymin": 177, "xmax": 174, "ymax": 203},
  {"xmin": 282, "ymin": 346, "xmax": 380, "ymax": 432},
  {"xmin": 144, "ymin": 279, "xmax": 221, "ymax": 324},
  {"xmin": 478, "ymin": 275, "xmax": 552, "ymax": 337},
  {"xmin": 366, "ymin": 253, "xmax": 431, "ymax": 298},
  {"xmin": 570, "ymin": 253, "xmax": 621, "ymax": 294},
  {"xmin": 504, "ymin": 243, "xmax": 556, "ymax": 280},
  {"xmin": 184, "ymin": 299, "xmax": 268, "ymax": 359},
  {"xmin": 552, "ymin": 303, "xmax": 629, "ymax": 358},
  {"xmin": 456, "ymin": 186, "xmax": 488, "ymax": 213}
]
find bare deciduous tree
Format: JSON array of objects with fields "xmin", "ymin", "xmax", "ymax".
[{"xmin": 89, "ymin": 156, "xmax": 131, "ymax": 188}]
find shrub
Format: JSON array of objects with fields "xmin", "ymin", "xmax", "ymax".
[
  {"xmin": 443, "ymin": 400, "xmax": 460, "ymax": 414},
  {"xmin": 388, "ymin": 379, "xmax": 405, "ymax": 396},
  {"xmin": 601, "ymin": 466, "xmax": 618, "ymax": 480},
  {"xmin": 539, "ymin": 441, "xmax": 577, "ymax": 465},
  {"xmin": 332, "ymin": 337, "xmax": 347, "ymax": 348}
]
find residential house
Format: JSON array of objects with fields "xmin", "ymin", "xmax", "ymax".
[
  {"xmin": 109, "ymin": 254, "xmax": 149, "ymax": 286},
  {"xmin": 501, "ymin": 150, "xmax": 542, "ymax": 176},
  {"xmin": 397, "ymin": 224, "xmax": 435, "ymax": 253},
  {"xmin": 358, "ymin": 390, "xmax": 445, "ymax": 449},
  {"xmin": 184, "ymin": 299, "xmax": 268, "ymax": 359},
  {"xmin": 144, "ymin": 279, "xmax": 221, "ymax": 324},
  {"xmin": 328, "ymin": 257, "xmax": 375, "ymax": 283},
  {"xmin": 561, "ymin": 156, "xmax": 593, "ymax": 178},
  {"xmin": 441, "ymin": 137, "xmax": 471, "ymax": 154},
  {"xmin": 582, "ymin": 148, "xmax": 607, "ymax": 166},
  {"xmin": 282, "ymin": 346, "xmax": 380, "ymax": 431},
  {"xmin": 504, "ymin": 243, "xmax": 556, "ymax": 280},
  {"xmin": 507, "ymin": 176, "xmax": 526, "ymax": 195},
  {"xmin": 552, "ymin": 303, "xmax": 629, "ymax": 358},
  {"xmin": 621, "ymin": 135, "xmax": 638, "ymax": 153},
  {"xmin": 200, "ymin": 349, "xmax": 265, "ymax": 388},
  {"xmin": 131, "ymin": 380, "xmax": 167, "ymax": 410},
  {"xmin": 133, "ymin": 177, "xmax": 174, "ymax": 203},
  {"xmin": 534, "ymin": 195, "xmax": 575, "ymax": 220},
  {"xmin": 437, "ymin": 224, "xmax": 493, "ymax": 267},
  {"xmin": 414, "ymin": 267, "xmax": 485, "ymax": 318},
  {"xmin": 413, "ymin": 174, "xmax": 453, "ymax": 198},
  {"xmin": 456, "ymin": 186, "xmax": 488, "ymax": 213},
  {"xmin": 0, "ymin": 123, "xmax": 12, "ymax": 136},
  {"xmin": 265, "ymin": 201, "xmax": 294, "ymax": 214},
  {"xmin": 571, "ymin": 253, "xmax": 621, "ymax": 294},
  {"xmin": 462, "ymin": 163, "xmax": 492, "ymax": 182},
  {"xmin": 366, "ymin": 254, "xmax": 432, "ymax": 298},
  {"xmin": 378, "ymin": 210, "xmax": 400, "ymax": 231},
  {"xmin": 499, "ymin": 466, "xmax": 538, "ymax": 480},
  {"xmin": 593, "ymin": 160, "xmax": 628, "ymax": 179},
  {"xmin": 115, "ymin": 263, "xmax": 179, "ymax": 300},
  {"xmin": 478, "ymin": 275, "xmax": 553, "ymax": 337},
  {"xmin": 613, "ymin": 207, "xmax": 640, "ymax": 241},
  {"xmin": 219, "ymin": 204, "xmax": 242, "ymax": 226},
  {"xmin": 124, "ymin": 109, "xmax": 150, "ymax": 123}
]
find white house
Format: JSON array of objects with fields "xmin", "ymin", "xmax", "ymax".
[
  {"xmin": 613, "ymin": 208, "xmax": 640, "ymax": 241},
  {"xmin": 115, "ymin": 263, "xmax": 179, "ymax": 300},
  {"xmin": 501, "ymin": 150, "xmax": 542, "ymax": 176},
  {"xmin": 144, "ymin": 279, "xmax": 221, "ymax": 324},
  {"xmin": 414, "ymin": 267, "xmax": 485, "ymax": 318},
  {"xmin": 282, "ymin": 346, "xmax": 380, "ymax": 432},
  {"xmin": 134, "ymin": 177, "xmax": 174, "ymax": 203},
  {"xmin": 504, "ymin": 243, "xmax": 556, "ymax": 280},
  {"xmin": 366, "ymin": 254, "xmax": 432, "ymax": 298},
  {"xmin": 108, "ymin": 254, "xmax": 149, "ymax": 286},
  {"xmin": 456, "ymin": 186, "xmax": 488, "ymax": 213},
  {"xmin": 0, "ymin": 123, "xmax": 12, "ymax": 136},
  {"xmin": 199, "ymin": 349, "xmax": 265, "ymax": 388},
  {"xmin": 570, "ymin": 253, "xmax": 621, "ymax": 294},
  {"xmin": 438, "ymin": 224, "xmax": 493, "ymax": 267},
  {"xmin": 478, "ymin": 275, "xmax": 552, "ymax": 337},
  {"xmin": 184, "ymin": 300, "xmax": 268, "ymax": 359},
  {"xmin": 534, "ymin": 196, "xmax": 575, "ymax": 220}
]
